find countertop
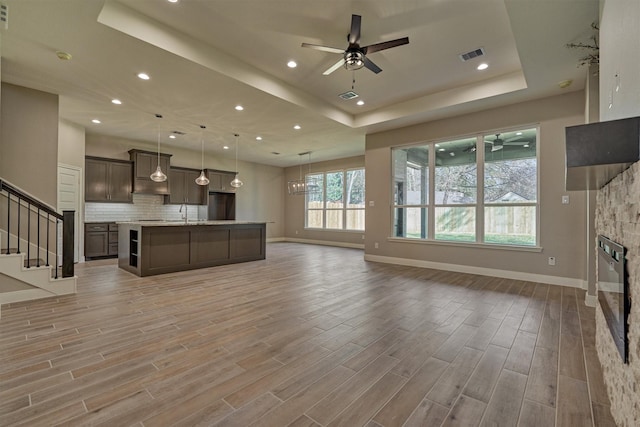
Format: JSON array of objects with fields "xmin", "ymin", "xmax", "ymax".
[{"xmin": 116, "ymin": 220, "xmax": 266, "ymax": 226}]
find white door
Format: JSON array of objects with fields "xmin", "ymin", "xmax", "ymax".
[{"xmin": 58, "ymin": 164, "xmax": 82, "ymax": 263}]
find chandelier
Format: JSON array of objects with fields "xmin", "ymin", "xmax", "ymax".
[{"xmin": 288, "ymin": 152, "xmax": 321, "ymax": 195}]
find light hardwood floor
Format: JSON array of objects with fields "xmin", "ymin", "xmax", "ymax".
[{"xmin": 0, "ymin": 243, "xmax": 616, "ymax": 426}]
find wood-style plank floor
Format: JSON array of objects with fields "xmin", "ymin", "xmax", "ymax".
[{"xmin": 0, "ymin": 243, "xmax": 616, "ymax": 426}]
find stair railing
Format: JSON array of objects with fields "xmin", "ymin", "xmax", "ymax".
[{"xmin": 0, "ymin": 179, "xmax": 74, "ymax": 279}]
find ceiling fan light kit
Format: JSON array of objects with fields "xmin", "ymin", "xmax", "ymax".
[{"xmin": 302, "ymin": 14, "xmax": 409, "ymax": 76}]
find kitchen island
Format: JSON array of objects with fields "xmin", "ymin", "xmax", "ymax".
[{"xmin": 117, "ymin": 220, "xmax": 266, "ymax": 277}]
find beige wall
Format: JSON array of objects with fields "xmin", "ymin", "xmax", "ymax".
[
  {"xmin": 365, "ymin": 91, "xmax": 587, "ymax": 284},
  {"xmin": 0, "ymin": 83, "xmax": 58, "ymax": 207},
  {"xmin": 86, "ymin": 134, "xmax": 285, "ymax": 238},
  {"xmin": 58, "ymin": 119, "xmax": 86, "ymax": 169},
  {"xmin": 283, "ymin": 155, "xmax": 365, "ymax": 247}
]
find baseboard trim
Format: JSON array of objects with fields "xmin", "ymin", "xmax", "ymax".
[
  {"xmin": 266, "ymin": 237, "xmax": 286, "ymax": 243},
  {"xmin": 282, "ymin": 238, "xmax": 365, "ymax": 250},
  {"xmin": 585, "ymin": 292, "xmax": 597, "ymax": 307},
  {"xmin": 364, "ymin": 254, "xmax": 587, "ymax": 289}
]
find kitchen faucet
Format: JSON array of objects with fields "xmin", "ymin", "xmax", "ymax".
[{"xmin": 179, "ymin": 203, "xmax": 188, "ymax": 223}]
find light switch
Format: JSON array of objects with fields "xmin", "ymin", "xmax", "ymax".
[{"xmin": 562, "ymin": 195, "xmax": 570, "ymax": 204}]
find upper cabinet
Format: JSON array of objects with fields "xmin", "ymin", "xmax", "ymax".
[
  {"xmin": 165, "ymin": 167, "xmax": 206, "ymax": 205},
  {"xmin": 128, "ymin": 149, "xmax": 172, "ymax": 195},
  {"xmin": 85, "ymin": 157, "xmax": 132, "ymax": 203},
  {"xmin": 207, "ymin": 170, "xmax": 237, "ymax": 193}
]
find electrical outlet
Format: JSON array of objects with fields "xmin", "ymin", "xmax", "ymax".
[
  {"xmin": 295, "ymin": 230, "xmax": 298, "ymax": 235},
  {"xmin": 361, "ymin": 235, "xmax": 365, "ymax": 240},
  {"xmin": 548, "ymin": 257, "xmax": 556, "ymax": 266},
  {"xmin": 374, "ymin": 242, "xmax": 379, "ymax": 249},
  {"xmin": 562, "ymin": 195, "xmax": 570, "ymax": 204},
  {"xmin": 369, "ymin": 200, "xmax": 375, "ymax": 207}
]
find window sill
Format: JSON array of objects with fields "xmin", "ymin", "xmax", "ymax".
[
  {"xmin": 387, "ymin": 237, "xmax": 542, "ymax": 253},
  {"xmin": 305, "ymin": 228, "xmax": 365, "ymax": 234}
]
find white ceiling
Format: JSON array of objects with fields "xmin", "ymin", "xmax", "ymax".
[{"xmin": 0, "ymin": 0, "xmax": 598, "ymax": 167}]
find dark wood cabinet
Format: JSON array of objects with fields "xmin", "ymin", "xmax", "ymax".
[
  {"xmin": 85, "ymin": 157, "xmax": 132, "ymax": 203},
  {"xmin": 129, "ymin": 149, "xmax": 172, "ymax": 195},
  {"xmin": 118, "ymin": 222, "xmax": 266, "ymax": 277},
  {"xmin": 207, "ymin": 170, "xmax": 237, "ymax": 193},
  {"xmin": 166, "ymin": 167, "xmax": 206, "ymax": 205},
  {"xmin": 85, "ymin": 222, "xmax": 118, "ymax": 259}
]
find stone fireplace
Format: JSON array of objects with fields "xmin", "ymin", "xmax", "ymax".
[{"xmin": 595, "ymin": 162, "xmax": 640, "ymax": 426}]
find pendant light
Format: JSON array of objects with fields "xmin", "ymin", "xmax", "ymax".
[
  {"xmin": 150, "ymin": 114, "xmax": 167, "ymax": 182},
  {"xmin": 195, "ymin": 125, "xmax": 210, "ymax": 186},
  {"xmin": 230, "ymin": 133, "xmax": 243, "ymax": 188}
]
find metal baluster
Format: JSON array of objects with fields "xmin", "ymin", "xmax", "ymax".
[
  {"xmin": 16, "ymin": 197, "xmax": 21, "ymax": 254},
  {"xmin": 5, "ymin": 191, "xmax": 9, "ymax": 254},
  {"xmin": 55, "ymin": 218, "xmax": 59, "ymax": 279},
  {"xmin": 27, "ymin": 202, "xmax": 31, "ymax": 268},
  {"xmin": 36, "ymin": 208, "xmax": 41, "ymax": 267},
  {"xmin": 46, "ymin": 213, "xmax": 50, "ymax": 267}
]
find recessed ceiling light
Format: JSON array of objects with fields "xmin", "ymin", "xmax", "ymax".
[
  {"xmin": 167, "ymin": 0, "xmax": 178, "ymax": 3},
  {"xmin": 223, "ymin": 146, "xmax": 230, "ymax": 150},
  {"xmin": 449, "ymin": 152, "xmax": 455, "ymax": 156},
  {"xmin": 435, "ymin": 143, "xmax": 440, "ymax": 147},
  {"xmin": 524, "ymin": 144, "xmax": 530, "ymax": 148},
  {"xmin": 137, "ymin": 72, "xmax": 150, "ymax": 80},
  {"xmin": 356, "ymin": 100, "xmax": 365, "ymax": 106},
  {"xmin": 438, "ymin": 148, "xmax": 445, "ymax": 152},
  {"xmin": 558, "ymin": 79, "xmax": 573, "ymax": 89},
  {"xmin": 516, "ymin": 132, "xmax": 523, "ymax": 136},
  {"xmin": 256, "ymin": 136, "xmax": 263, "ymax": 141},
  {"xmin": 91, "ymin": 119, "xmax": 101, "ymax": 124},
  {"xmin": 169, "ymin": 135, "xmax": 176, "ymax": 139},
  {"xmin": 111, "ymin": 99, "xmax": 122, "ymax": 105},
  {"xmin": 55, "ymin": 51, "xmax": 72, "ymax": 61},
  {"xmin": 477, "ymin": 63, "xmax": 489, "ymax": 71},
  {"xmin": 293, "ymin": 124, "xmax": 301, "ymax": 130},
  {"xmin": 235, "ymin": 105, "xmax": 244, "ymax": 111},
  {"xmin": 287, "ymin": 60, "xmax": 297, "ymax": 68}
]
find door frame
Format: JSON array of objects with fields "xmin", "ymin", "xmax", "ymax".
[{"xmin": 57, "ymin": 163, "xmax": 83, "ymax": 263}]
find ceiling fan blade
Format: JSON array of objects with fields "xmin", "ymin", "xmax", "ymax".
[
  {"xmin": 323, "ymin": 58, "xmax": 346, "ymax": 75},
  {"xmin": 301, "ymin": 43, "xmax": 344, "ymax": 54},
  {"xmin": 362, "ymin": 37, "xmax": 409, "ymax": 54},
  {"xmin": 348, "ymin": 14, "xmax": 362, "ymax": 45},
  {"xmin": 363, "ymin": 56, "xmax": 382, "ymax": 74}
]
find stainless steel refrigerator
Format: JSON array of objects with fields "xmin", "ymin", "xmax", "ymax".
[{"xmin": 207, "ymin": 192, "xmax": 236, "ymax": 220}]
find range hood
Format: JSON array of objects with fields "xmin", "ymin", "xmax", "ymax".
[{"xmin": 565, "ymin": 116, "xmax": 640, "ymax": 190}]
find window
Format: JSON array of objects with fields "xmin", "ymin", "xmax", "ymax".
[
  {"xmin": 392, "ymin": 127, "xmax": 538, "ymax": 246},
  {"xmin": 305, "ymin": 168, "xmax": 365, "ymax": 231}
]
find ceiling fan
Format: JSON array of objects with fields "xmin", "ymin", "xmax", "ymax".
[
  {"xmin": 484, "ymin": 134, "xmax": 532, "ymax": 152},
  {"xmin": 301, "ymin": 14, "xmax": 409, "ymax": 75}
]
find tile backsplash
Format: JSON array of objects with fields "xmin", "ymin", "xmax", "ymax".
[{"xmin": 85, "ymin": 194, "xmax": 202, "ymax": 222}]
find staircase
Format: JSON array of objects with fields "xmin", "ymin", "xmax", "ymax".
[{"xmin": 0, "ymin": 179, "xmax": 76, "ymax": 318}]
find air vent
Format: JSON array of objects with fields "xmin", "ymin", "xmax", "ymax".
[
  {"xmin": 459, "ymin": 47, "xmax": 485, "ymax": 62},
  {"xmin": 172, "ymin": 130, "xmax": 186, "ymax": 135},
  {"xmin": 338, "ymin": 91, "xmax": 359, "ymax": 100}
]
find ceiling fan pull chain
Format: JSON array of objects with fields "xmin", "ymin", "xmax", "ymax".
[{"xmin": 352, "ymin": 71, "xmax": 356, "ymax": 91}]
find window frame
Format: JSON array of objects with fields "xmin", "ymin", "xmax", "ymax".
[
  {"xmin": 390, "ymin": 126, "xmax": 540, "ymax": 248},
  {"xmin": 305, "ymin": 167, "xmax": 365, "ymax": 231}
]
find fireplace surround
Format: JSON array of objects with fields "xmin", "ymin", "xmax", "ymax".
[{"xmin": 597, "ymin": 235, "xmax": 630, "ymax": 363}]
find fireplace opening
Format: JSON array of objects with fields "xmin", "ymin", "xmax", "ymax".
[{"xmin": 597, "ymin": 235, "xmax": 631, "ymax": 363}]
